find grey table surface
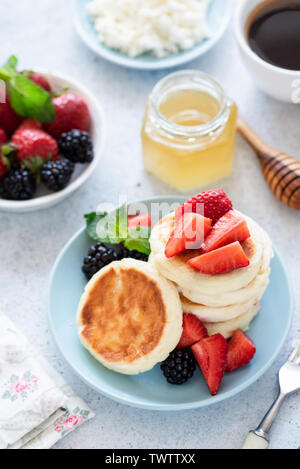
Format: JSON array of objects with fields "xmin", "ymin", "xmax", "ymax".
[{"xmin": 0, "ymin": 0, "xmax": 299, "ymax": 450}]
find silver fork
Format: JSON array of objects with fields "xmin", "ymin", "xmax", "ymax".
[{"xmin": 242, "ymin": 341, "xmax": 300, "ymax": 449}]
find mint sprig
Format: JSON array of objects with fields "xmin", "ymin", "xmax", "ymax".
[
  {"xmin": 0, "ymin": 55, "xmax": 55, "ymax": 123},
  {"xmin": 84, "ymin": 207, "xmax": 151, "ymax": 256}
]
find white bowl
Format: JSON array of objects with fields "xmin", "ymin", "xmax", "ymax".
[
  {"xmin": 0, "ymin": 70, "xmax": 106, "ymax": 213},
  {"xmin": 234, "ymin": 0, "xmax": 300, "ymax": 103}
]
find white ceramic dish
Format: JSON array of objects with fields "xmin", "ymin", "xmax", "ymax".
[
  {"xmin": 234, "ymin": 0, "xmax": 300, "ymax": 103},
  {"xmin": 0, "ymin": 70, "xmax": 106, "ymax": 213}
]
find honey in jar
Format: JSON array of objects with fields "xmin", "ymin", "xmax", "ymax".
[{"xmin": 141, "ymin": 71, "xmax": 237, "ymax": 192}]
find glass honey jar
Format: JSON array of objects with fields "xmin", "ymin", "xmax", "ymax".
[{"xmin": 141, "ymin": 71, "xmax": 237, "ymax": 192}]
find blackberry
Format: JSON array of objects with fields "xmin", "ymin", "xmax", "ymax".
[
  {"xmin": 82, "ymin": 242, "xmax": 119, "ymax": 279},
  {"xmin": 161, "ymin": 348, "xmax": 196, "ymax": 385},
  {"xmin": 41, "ymin": 160, "xmax": 75, "ymax": 192},
  {"xmin": 59, "ymin": 129, "xmax": 94, "ymax": 163},
  {"xmin": 119, "ymin": 245, "xmax": 149, "ymax": 263},
  {"xmin": 0, "ymin": 168, "xmax": 36, "ymax": 200}
]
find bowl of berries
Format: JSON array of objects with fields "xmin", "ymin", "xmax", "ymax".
[{"xmin": 0, "ymin": 55, "xmax": 106, "ymax": 212}]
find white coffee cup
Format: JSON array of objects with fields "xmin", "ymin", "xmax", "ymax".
[{"xmin": 234, "ymin": 0, "xmax": 300, "ymax": 103}]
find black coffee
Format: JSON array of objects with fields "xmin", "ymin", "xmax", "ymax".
[{"xmin": 248, "ymin": 2, "xmax": 300, "ymax": 71}]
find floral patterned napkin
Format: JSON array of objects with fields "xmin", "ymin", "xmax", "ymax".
[{"xmin": 0, "ymin": 312, "xmax": 94, "ymax": 449}]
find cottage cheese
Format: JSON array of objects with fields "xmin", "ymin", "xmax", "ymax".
[{"xmin": 87, "ymin": 0, "xmax": 211, "ymax": 58}]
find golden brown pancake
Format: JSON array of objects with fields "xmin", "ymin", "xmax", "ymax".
[{"xmin": 77, "ymin": 258, "xmax": 183, "ymax": 375}]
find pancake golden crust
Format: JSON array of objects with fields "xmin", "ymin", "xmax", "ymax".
[
  {"xmin": 77, "ymin": 258, "xmax": 183, "ymax": 375},
  {"xmin": 81, "ymin": 267, "xmax": 166, "ymax": 363}
]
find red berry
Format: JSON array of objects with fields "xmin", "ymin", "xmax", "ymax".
[
  {"xmin": 0, "ymin": 128, "xmax": 7, "ymax": 144},
  {"xmin": 192, "ymin": 334, "xmax": 228, "ymax": 396},
  {"xmin": 45, "ymin": 93, "xmax": 91, "ymax": 139},
  {"xmin": 201, "ymin": 210, "xmax": 251, "ymax": 254},
  {"xmin": 128, "ymin": 214, "xmax": 152, "ymax": 230},
  {"xmin": 177, "ymin": 314, "xmax": 208, "ymax": 349},
  {"xmin": 165, "ymin": 213, "xmax": 212, "ymax": 258},
  {"xmin": 188, "ymin": 241, "xmax": 250, "ymax": 275},
  {"xmin": 176, "ymin": 189, "xmax": 233, "ymax": 225},
  {"xmin": 12, "ymin": 125, "xmax": 58, "ymax": 163},
  {"xmin": 28, "ymin": 72, "xmax": 51, "ymax": 92},
  {"xmin": 17, "ymin": 119, "xmax": 43, "ymax": 131},
  {"xmin": 0, "ymin": 94, "xmax": 23, "ymax": 135},
  {"xmin": 226, "ymin": 330, "xmax": 256, "ymax": 372}
]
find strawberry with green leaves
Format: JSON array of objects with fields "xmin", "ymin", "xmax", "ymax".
[
  {"xmin": 25, "ymin": 71, "xmax": 51, "ymax": 92},
  {"xmin": 0, "ymin": 55, "xmax": 55, "ymax": 125}
]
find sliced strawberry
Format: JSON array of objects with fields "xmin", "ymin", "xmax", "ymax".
[
  {"xmin": 226, "ymin": 330, "xmax": 256, "ymax": 372},
  {"xmin": 188, "ymin": 241, "xmax": 250, "ymax": 275},
  {"xmin": 176, "ymin": 189, "xmax": 233, "ymax": 225},
  {"xmin": 201, "ymin": 210, "xmax": 250, "ymax": 254},
  {"xmin": 128, "ymin": 214, "xmax": 152, "ymax": 230},
  {"xmin": 177, "ymin": 314, "xmax": 208, "ymax": 349},
  {"xmin": 192, "ymin": 334, "xmax": 228, "ymax": 396},
  {"xmin": 165, "ymin": 213, "xmax": 212, "ymax": 258}
]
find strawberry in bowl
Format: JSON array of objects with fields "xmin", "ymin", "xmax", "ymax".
[{"xmin": 0, "ymin": 55, "xmax": 106, "ymax": 212}]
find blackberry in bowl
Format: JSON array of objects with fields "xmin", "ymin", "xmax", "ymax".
[{"xmin": 59, "ymin": 129, "xmax": 94, "ymax": 163}]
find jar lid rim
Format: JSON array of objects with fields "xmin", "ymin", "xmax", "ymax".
[{"xmin": 148, "ymin": 70, "xmax": 230, "ymax": 137}]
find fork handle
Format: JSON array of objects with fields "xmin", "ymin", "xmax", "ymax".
[{"xmin": 242, "ymin": 392, "xmax": 286, "ymax": 449}]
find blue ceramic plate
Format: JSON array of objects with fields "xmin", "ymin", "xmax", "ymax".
[
  {"xmin": 48, "ymin": 196, "xmax": 293, "ymax": 410},
  {"xmin": 74, "ymin": 0, "xmax": 232, "ymax": 70}
]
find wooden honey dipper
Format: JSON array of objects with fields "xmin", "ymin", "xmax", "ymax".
[{"xmin": 237, "ymin": 116, "xmax": 300, "ymax": 210}]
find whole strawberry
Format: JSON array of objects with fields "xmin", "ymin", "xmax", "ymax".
[
  {"xmin": 0, "ymin": 94, "xmax": 23, "ymax": 135},
  {"xmin": 17, "ymin": 119, "xmax": 42, "ymax": 131},
  {"xmin": 27, "ymin": 72, "xmax": 51, "ymax": 92},
  {"xmin": 176, "ymin": 189, "xmax": 233, "ymax": 225},
  {"xmin": 45, "ymin": 93, "xmax": 91, "ymax": 139},
  {"xmin": 12, "ymin": 121, "xmax": 58, "ymax": 164},
  {"xmin": 0, "ymin": 128, "xmax": 7, "ymax": 144}
]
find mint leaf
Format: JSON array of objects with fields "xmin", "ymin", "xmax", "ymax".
[
  {"xmin": 0, "ymin": 55, "xmax": 55, "ymax": 123},
  {"xmin": 0, "ymin": 55, "xmax": 18, "ymax": 81},
  {"xmin": 85, "ymin": 211, "xmax": 124, "ymax": 244},
  {"xmin": 4, "ymin": 55, "xmax": 18, "ymax": 72},
  {"xmin": 84, "ymin": 212, "xmax": 107, "ymax": 241},
  {"xmin": 124, "ymin": 226, "xmax": 151, "ymax": 255},
  {"xmin": 84, "ymin": 208, "xmax": 152, "ymax": 255},
  {"xmin": 9, "ymin": 75, "xmax": 55, "ymax": 123}
]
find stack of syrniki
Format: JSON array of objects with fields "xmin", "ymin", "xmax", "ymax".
[{"xmin": 149, "ymin": 211, "xmax": 273, "ymax": 339}]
